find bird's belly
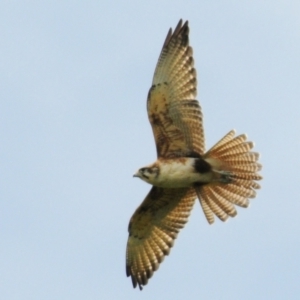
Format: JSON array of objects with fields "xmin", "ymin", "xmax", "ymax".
[
  {"xmin": 155, "ymin": 174, "xmax": 201, "ymax": 188},
  {"xmin": 153, "ymin": 159, "xmax": 212, "ymax": 188}
]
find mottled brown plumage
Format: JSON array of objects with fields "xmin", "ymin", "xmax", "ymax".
[
  {"xmin": 126, "ymin": 20, "xmax": 262, "ymax": 290},
  {"xmin": 126, "ymin": 187, "xmax": 195, "ymax": 288},
  {"xmin": 147, "ymin": 20, "xmax": 204, "ymax": 158}
]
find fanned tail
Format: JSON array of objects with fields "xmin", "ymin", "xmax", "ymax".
[{"xmin": 195, "ymin": 130, "xmax": 262, "ymax": 224}]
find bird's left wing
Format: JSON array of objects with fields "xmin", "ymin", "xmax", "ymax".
[
  {"xmin": 126, "ymin": 186, "xmax": 196, "ymax": 289},
  {"xmin": 147, "ymin": 20, "xmax": 205, "ymax": 158}
]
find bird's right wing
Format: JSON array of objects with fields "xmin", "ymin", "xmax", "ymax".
[{"xmin": 126, "ymin": 186, "xmax": 196, "ymax": 289}]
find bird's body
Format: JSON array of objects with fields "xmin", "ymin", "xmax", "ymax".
[
  {"xmin": 125, "ymin": 20, "xmax": 262, "ymax": 290},
  {"xmin": 134, "ymin": 157, "xmax": 212, "ymax": 188},
  {"xmin": 134, "ymin": 156, "xmax": 234, "ymax": 188}
]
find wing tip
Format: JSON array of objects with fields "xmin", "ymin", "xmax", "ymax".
[
  {"xmin": 162, "ymin": 19, "xmax": 190, "ymax": 49},
  {"xmin": 126, "ymin": 264, "xmax": 146, "ymax": 291}
]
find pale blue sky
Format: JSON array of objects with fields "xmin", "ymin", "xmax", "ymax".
[{"xmin": 1, "ymin": 1, "xmax": 300, "ymax": 299}]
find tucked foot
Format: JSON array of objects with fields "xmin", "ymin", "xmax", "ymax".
[{"xmin": 213, "ymin": 170, "xmax": 234, "ymax": 184}]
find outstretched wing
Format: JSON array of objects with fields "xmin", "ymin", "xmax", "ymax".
[
  {"xmin": 147, "ymin": 20, "xmax": 205, "ymax": 158},
  {"xmin": 126, "ymin": 186, "xmax": 196, "ymax": 289}
]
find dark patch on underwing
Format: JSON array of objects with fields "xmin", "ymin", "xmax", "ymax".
[
  {"xmin": 185, "ymin": 150, "xmax": 201, "ymax": 158},
  {"xmin": 136, "ymin": 205, "xmax": 149, "ymax": 214},
  {"xmin": 149, "ymin": 186, "xmax": 164, "ymax": 200},
  {"xmin": 150, "ymin": 113, "xmax": 161, "ymax": 125},
  {"xmin": 194, "ymin": 158, "xmax": 212, "ymax": 173}
]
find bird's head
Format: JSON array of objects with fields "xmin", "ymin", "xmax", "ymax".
[{"xmin": 133, "ymin": 164, "xmax": 159, "ymax": 184}]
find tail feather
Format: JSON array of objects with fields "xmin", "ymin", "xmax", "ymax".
[
  {"xmin": 234, "ymin": 178, "xmax": 260, "ymax": 190},
  {"xmin": 208, "ymin": 130, "xmax": 236, "ymax": 150},
  {"xmin": 224, "ymin": 183, "xmax": 256, "ymax": 199},
  {"xmin": 196, "ymin": 186, "xmax": 237, "ymax": 224},
  {"xmin": 224, "ymin": 152, "xmax": 259, "ymax": 162},
  {"xmin": 210, "ymin": 134, "xmax": 248, "ymax": 154},
  {"xmin": 234, "ymin": 173, "xmax": 262, "ymax": 181},
  {"xmin": 230, "ymin": 164, "xmax": 261, "ymax": 173},
  {"xmin": 197, "ymin": 187, "xmax": 227, "ymax": 222},
  {"xmin": 233, "ymin": 178, "xmax": 261, "ymax": 189},
  {"xmin": 209, "ymin": 188, "xmax": 237, "ymax": 218},
  {"xmin": 197, "ymin": 189, "xmax": 215, "ymax": 224},
  {"xmin": 205, "ymin": 196, "xmax": 229, "ymax": 222},
  {"xmin": 214, "ymin": 186, "xmax": 249, "ymax": 207},
  {"xmin": 215, "ymin": 141, "xmax": 254, "ymax": 157},
  {"xmin": 196, "ymin": 130, "xmax": 262, "ymax": 224}
]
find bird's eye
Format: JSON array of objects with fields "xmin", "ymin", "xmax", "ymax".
[{"xmin": 139, "ymin": 168, "xmax": 149, "ymax": 179}]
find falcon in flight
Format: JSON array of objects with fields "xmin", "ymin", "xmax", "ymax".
[{"xmin": 126, "ymin": 19, "xmax": 262, "ymax": 290}]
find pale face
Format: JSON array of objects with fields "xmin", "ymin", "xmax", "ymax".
[{"xmin": 133, "ymin": 166, "xmax": 159, "ymax": 185}]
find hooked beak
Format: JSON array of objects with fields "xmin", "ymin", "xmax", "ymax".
[{"xmin": 133, "ymin": 170, "xmax": 140, "ymax": 178}]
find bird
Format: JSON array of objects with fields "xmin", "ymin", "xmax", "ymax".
[{"xmin": 125, "ymin": 19, "xmax": 262, "ymax": 290}]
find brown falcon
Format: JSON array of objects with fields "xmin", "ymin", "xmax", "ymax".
[{"xmin": 126, "ymin": 19, "xmax": 262, "ymax": 290}]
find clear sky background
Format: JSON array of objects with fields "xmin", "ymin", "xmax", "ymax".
[{"xmin": 1, "ymin": 1, "xmax": 299, "ymax": 299}]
